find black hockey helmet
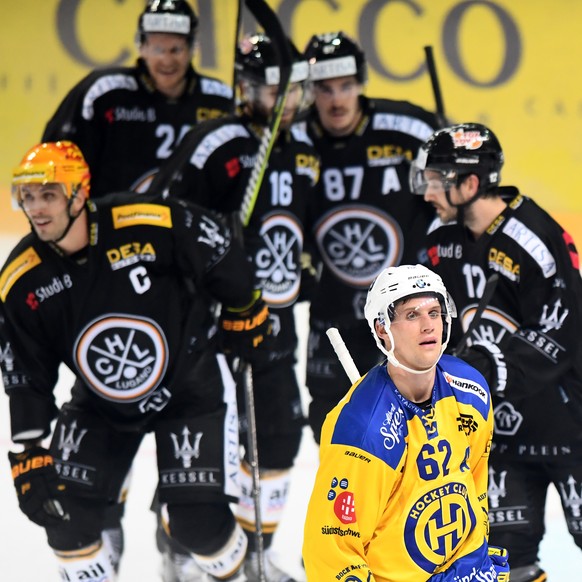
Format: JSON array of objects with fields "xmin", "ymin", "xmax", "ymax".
[
  {"xmin": 410, "ymin": 123, "xmax": 504, "ymax": 197},
  {"xmin": 304, "ymin": 31, "xmax": 367, "ymax": 84},
  {"xmin": 235, "ymin": 33, "xmax": 309, "ymax": 86},
  {"xmin": 137, "ymin": 0, "xmax": 198, "ymax": 46}
]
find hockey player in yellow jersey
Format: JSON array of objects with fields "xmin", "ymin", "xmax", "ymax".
[{"xmin": 303, "ymin": 264, "xmax": 510, "ymax": 581}]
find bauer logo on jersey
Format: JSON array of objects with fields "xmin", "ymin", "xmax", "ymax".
[
  {"xmin": 405, "ymin": 482, "xmax": 476, "ymax": 573},
  {"xmin": 74, "ymin": 314, "xmax": 168, "ymax": 402},
  {"xmin": 315, "ymin": 205, "xmax": 403, "ymax": 288},
  {"xmin": 443, "ymin": 372, "xmax": 488, "ymax": 405},
  {"xmin": 112, "ymin": 204, "xmax": 173, "ymax": 229},
  {"xmin": 255, "ymin": 213, "xmax": 303, "ymax": 306}
]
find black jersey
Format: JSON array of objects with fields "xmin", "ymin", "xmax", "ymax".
[
  {"xmin": 299, "ymin": 96, "xmax": 439, "ymax": 323},
  {"xmin": 0, "ymin": 194, "xmax": 256, "ymax": 441},
  {"xmin": 426, "ymin": 188, "xmax": 582, "ymax": 454},
  {"xmin": 161, "ymin": 114, "xmax": 320, "ymax": 310},
  {"xmin": 42, "ymin": 59, "xmax": 233, "ymax": 198}
]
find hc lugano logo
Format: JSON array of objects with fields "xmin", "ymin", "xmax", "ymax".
[
  {"xmin": 74, "ymin": 314, "xmax": 168, "ymax": 402},
  {"xmin": 315, "ymin": 205, "xmax": 402, "ymax": 288},
  {"xmin": 171, "ymin": 426, "xmax": 203, "ymax": 468},
  {"xmin": 255, "ymin": 213, "xmax": 303, "ymax": 307}
]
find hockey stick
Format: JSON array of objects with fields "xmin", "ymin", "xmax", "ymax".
[
  {"xmin": 326, "ymin": 327, "xmax": 361, "ymax": 384},
  {"xmin": 424, "ymin": 45, "xmax": 447, "ymax": 129},
  {"xmin": 452, "ymin": 273, "xmax": 500, "ymax": 356},
  {"xmin": 229, "ymin": 4, "xmax": 292, "ymax": 578},
  {"xmin": 238, "ymin": 0, "xmax": 293, "ymax": 227}
]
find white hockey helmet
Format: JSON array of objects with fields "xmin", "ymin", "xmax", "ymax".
[{"xmin": 364, "ymin": 264, "xmax": 456, "ymax": 373}]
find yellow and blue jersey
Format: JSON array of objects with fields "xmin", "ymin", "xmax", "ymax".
[{"xmin": 303, "ymin": 355, "xmax": 496, "ymax": 581}]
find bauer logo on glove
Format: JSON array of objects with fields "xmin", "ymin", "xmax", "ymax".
[{"xmin": 219, "ymin": 290, "xmax": 273, "ymax": 360}]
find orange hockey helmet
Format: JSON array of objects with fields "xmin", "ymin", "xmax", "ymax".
[{"xmin": 12, "ymin": 141, "xmax": 91, "ymax": 206}]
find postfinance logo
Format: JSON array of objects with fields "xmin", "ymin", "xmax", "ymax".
[{"xmin": 404, "ymin": 482, "xmax": 476, "ymax": 573}]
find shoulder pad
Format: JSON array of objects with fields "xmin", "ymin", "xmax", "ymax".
[
  {"xmin": 290, "ymin": 122, "xmax": 313, "ymax": 145},
  {"xmin": 111, "ymin": 203, "xmax": 173, "ymax": 229},
  {"xmin": 0, "ymin": 247, "xmax": 42, "ymax": 302},
  {"xmin": 200, "ymin": 77, "xmax": 233, "ymax": 100},
  {"xmin": 83, "ymin": 72, "xmax": 139, "ymax": 120},
  {"xmin": 371, "ymin": 110, "xmax": 435, "ymax": 141}
]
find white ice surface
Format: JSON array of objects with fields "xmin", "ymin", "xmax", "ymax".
[{"xmin": 0, "ymin": 234, "xmax": 581, "ymax": 580}]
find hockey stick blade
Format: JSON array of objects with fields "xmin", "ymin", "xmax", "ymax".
[
  {"xmin": 326, "ymin": 327, "xmax": 361, "ymax": 384},
  {"xmin": 452, "ymin": 273, "xmax": 500, "ymax": 356}
]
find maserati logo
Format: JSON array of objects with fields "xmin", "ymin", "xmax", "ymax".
[
  {"xmin": 488, "ymin": 467, "xmax": 507, "ymax": 509},
  {"xmin": 170, "ymin": 426, "xmax": 203, "ymax": 468},
  {"xmin": 58, "ymin": 420, "xmax": 88, "ymax": 461}
]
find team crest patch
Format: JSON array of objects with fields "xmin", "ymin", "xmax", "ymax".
[
  {"xmin": 405, "ymin": 482, "xmax": 476, "ymax": 573},
  {"xmin": 255, "ymin": 213, "xmax": 303, "ymax": 307},
  {"xmin": 74, "ymin": 314, "xmax": 168, "ymax": 402},
  {"xmin": 315, "ymin": 205, "xmax": 402, "ymax": 288}
]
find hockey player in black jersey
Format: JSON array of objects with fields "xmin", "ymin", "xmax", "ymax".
[
  {"xmin": 42, "ymin": 0, "xmax": 233, "ymax": 198},
  {"xmin": 1, "ymin": 141, "xmax": 273, "ymax": 581},
  {"xmin": 149, "ymin": 33, "xmax": 318, "ymax": 581},
  {"xmin": 298, "ymin": 31, "xmax": 440, "ymax": 444},
  {"xmin": 410, "ymin": 122, "xmax": 582, "ymax": 581}
]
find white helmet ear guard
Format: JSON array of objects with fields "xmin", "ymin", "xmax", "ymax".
[{"xmin": 364, "ymin": 264, "xmax": 456, "ymax": 374}]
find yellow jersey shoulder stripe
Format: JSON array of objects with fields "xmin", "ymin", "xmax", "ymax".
[{"xmin": 0, "ymin": 247, "xmax": 41, "ymax": 302}]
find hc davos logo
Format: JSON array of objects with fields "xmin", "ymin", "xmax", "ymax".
[
  {"xmin": 405, "ymin": 483, "xmax": 476, "ymax": 573},
  {"xmin": 255, "ymin": 213, "xmax": 303, "ymax": 307},
  {"xmin": 74, "ymin": 314, "xmax": 168, "ymax": 402},
  {"xmin": 171, "ymin": 426, "xmax": 203, "ymax": 468},
  {"xmin": 315, "ymin": 205, "xmax": 403, "ymax": 288}
]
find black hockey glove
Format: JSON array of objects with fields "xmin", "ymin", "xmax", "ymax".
[
  {"xmin": 8, "ymin": 446, "xmax": 69, "ymax": 527},
  {"xmin": 219, "ymin": 290, "xmax": 273, "ymax": 364},
  {"xmin": 457, "ymin": 340, "xmax": 507, "ymax": 396}
]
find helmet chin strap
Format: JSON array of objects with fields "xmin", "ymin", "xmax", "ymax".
[{"xmin": 387, "ymin": 350, "xmax": 442, "ymax": 375}]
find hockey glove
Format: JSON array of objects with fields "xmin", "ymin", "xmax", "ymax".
[
  {"xmin": 219, "ymin": 290, "xmax": 273, "ymax": 363},
  {"xmin": 8, "ymin": 446, "xmax": 69, "ymax": 527},
  {"xmin": 487, "ymin": 546, "xmax": 510, "ymax": 581},
  {"xmin": 457, "ymin": 340, "xmax": 507, "ymax": 396}
]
